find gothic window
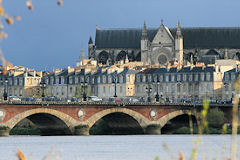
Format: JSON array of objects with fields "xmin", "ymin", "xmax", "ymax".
[
  {"xmin": 120, "ymin": 86, "xmax": 123, "ymax": 93},
  {"xmin": 158, "ymin": 54, "xmax": 168, "ymax": 65},
  {"xmin": 98, "ymin": 51, "xmax": 109, "ymax": 65},
  {"xmin": 116, "ymin": 51, "xmax": 127, "ymax": 62},
  {"xmin": 136, "ymin": 52, "xmax": 141, "ymax": 61},
  {"xmin": 103, "ymin": 86, "xmax": 106, "ymax": 94}
]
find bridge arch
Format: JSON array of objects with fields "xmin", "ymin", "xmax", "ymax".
[
  {"xmin": 85, "ymin": 108, "xmax": 150, "ymax": 129},
  {"xmin": 157, "ymin": 110, "xmax": 199, "ymax": 128},
  {"xmin": 5, "ymin": 108, "xmax": 78, "ymax": 135}
]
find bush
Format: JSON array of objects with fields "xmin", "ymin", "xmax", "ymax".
[
  {"xmin": 207, "ymin": 108, "xmax": 225, "ymax": 128},
  {"xmin": 174, "ymin": 127, "xmax": 190, "ymax": 134}
]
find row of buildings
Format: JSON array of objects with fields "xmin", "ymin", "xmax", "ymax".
[
  {"xmin": 0, "ymin": 58, "xmax": 239, "ymax": 102},
  {"xmin": 1, "ymin": 21, "xmax": 240, "ymax": 102}
]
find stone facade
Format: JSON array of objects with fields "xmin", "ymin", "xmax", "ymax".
[{"xmin": 89, "ymin": 23, "xmax": 240, "ymax": 66}]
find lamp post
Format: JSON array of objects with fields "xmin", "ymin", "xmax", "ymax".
[
  {"xmin": 155, "ymin": 79, "xmax": 160, "ymax": 102},
  {"xmin": 177, "ymin": 80, "xmax": 181, "ymax": 102},
  {"xmin": 146, "ymin": 83, "xmax": 152, "ymax": 102},
  {"xmin": 81, "ymin": 77, "xmax": 87, "ymax": 101},
  {"xmin": 112, "ymin": 71, "xmax": 118, "ymax": 98},
  {"xmin": 40, "ymin": 78, "xmax": 46, "ymax": 99},
  {"xmin": 3, "ymin": 78, "xmax": 8, "ymax": 101}
]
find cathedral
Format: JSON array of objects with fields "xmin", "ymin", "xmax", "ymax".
[{"xmin": 88, "ymin": 21, "xmax": 240, "ymax": 66}]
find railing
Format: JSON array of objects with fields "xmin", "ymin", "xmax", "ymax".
[{"xmin": 0, "ymin": 100, "xmax": 234, "ymax": 107}]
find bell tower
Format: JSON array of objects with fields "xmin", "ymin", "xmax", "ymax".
[
  {"xmin": 175, "ymin": 21, "xmax": 183, "ymax": 66},
  {"xmin": 141, "ymin": 21, "xmax": 149, "ymax": 64}
]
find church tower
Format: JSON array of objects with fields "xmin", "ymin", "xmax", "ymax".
[
  {"xmin": 175, "ymin": 21, "xmax": 183, "ymax": 66},
  {"xmin": 88, "ymin": 36, "xmax": 94, "ymax": 59},
  {"xmin": 141, "ymin": 21, "xmax": 149, "ymax": 64}
]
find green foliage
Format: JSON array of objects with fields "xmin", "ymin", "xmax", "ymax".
[
  {"xmin": 10, "ymin": 127, "xmax": 41, "ymax": 135},
  {"xmin": 207, "ymin": 108, "xmax": 225, "ymax": 129},
  {"xmin": 175, "ymin": 126, "xmax": 190, "ymax": 134}
]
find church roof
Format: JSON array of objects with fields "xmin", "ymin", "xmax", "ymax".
[{"xmin": 95, "ymin": 27, "xmax": 240, "ymax": 49}]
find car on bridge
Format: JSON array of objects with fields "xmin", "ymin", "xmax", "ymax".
[
  {"xmin": 9, "ymin": 96, "xmax": 21, "ymax": 102},
  {"xmin": 88, "ymin": 96, "xmax": 102, "ymax": 102}
]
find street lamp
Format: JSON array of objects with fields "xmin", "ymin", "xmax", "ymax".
[
  {"xmin": 81, "ymin": 77, "xmax": 87, "ymax": 101},
  {"xmin": 40, "ymin": 78, "xmax": 46, "ymax": 98},
  {"xmin": 155, "ymin": 79, "xmax": 160, "ymax": 102},
  {"xmin": 3, "ymin": 78, "xmax": 8, "ymax": 101},
  {"xmin": 112, "ymin": 71, "xmax": 118, "ymax": 98},
  {"xmin": 146, "ymin": 83, "xmax": 152, "ymax": 102}
]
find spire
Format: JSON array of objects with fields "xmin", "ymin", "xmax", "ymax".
[
  {"xmin": 125, "ymin": 54, "xmax": 129, "ymax": 63},
  {"xmin": 79, "ymin": 48, "xmax": 85, "ymax": 62},
  {"xmin": 88, "ymin": 36, "xmax": 93, "ymax": 44},
  {"xmin": 190, "ymin": 54, "xmax": 193, "ymax": 65},
  {"xmin": 141, "ymin": 21, "xmax": 148, "ymax": 40},
  {"xmin": 224, "ymin": 48, "xmax": 228, "ymax": 59},
  {"xmin": 176, "ymin": 21, "xmax": 182, "ymax": 37}
]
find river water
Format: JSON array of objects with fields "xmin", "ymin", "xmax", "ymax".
[{"xmin": 0, "ymin": 135, "xmax": 239, "ymax": 160}]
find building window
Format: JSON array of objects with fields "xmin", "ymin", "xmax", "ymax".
[
  {"xmin": 103, "ymin": 86, "xmax": 106, "ymax": 94},
  {"xmin": 103, "ymin": 76, "xmax": 106, "ymax": 83},
  {"xmin": 195, "ymin": 74, "xmax": 198, "ymax": 81},
  {"xmin": 177, "ymin": 74, "xmax": 181, "ymax": 81},
  {"xmin": 56, "ymin": 87, "xmax": 59, "ymax": 95},
  {"xmin": 183, "ymin": 74, "xmax": 186, "ymax": 81},
  {"xmin": 51, "ymin": 88, "xmax": 54, "ymax": 95},
  {"xmin": 19, "ymin": 88, "xmax": 23, "ymax": 96},
  {"xmin": 189, "ymin": 74, "xmax": 193, "ymax": 81},
  {"xmin": 201, "ymin": 84, "xmax": 205, "ymax": 93},
  {"xmin": 183, "ymin": 84, "xmax": 187, "ymax": 93},
  {"xmin": 137, "ymin": 85, "xmax": 140, "ymax": 93},
  {"xmin": 14, "ymin": 88, "xmax": 17, "ymax": 96},
  {"xmin": 61, "ymin": 87, "xmax": 64, "ymax": 95},
  {"xmin": 69, "ymin": 87, "xmax": 72, "ymax": 96},
  {"xmin": 165, "ymin": 74, "xmax": 169, "ymax": 82},
  {"xmin": 171, "ymin": 75, "xmax": 175, "ymax": 82},
  {"xmin": 206, "ymin": 73, "xmax": 211, "ymax": 81},
  {"xmin": 160, "ymin": 75, "xmax": 163, "ymax": 82},
  {"xmin": 201, "ymin": 73, "xmax": 205, "ymax": 81},
  {"xmin": 231, "ymin": 73, "xmax": 236, "ymax": 81},
  {"xmin": 120, "ymin": 86, "xmax": 122, "ymax": 93}
]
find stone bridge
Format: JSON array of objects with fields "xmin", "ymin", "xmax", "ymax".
[{"xmin": 0, "ymin": 102, "xmax": 233, "ymax": 136}]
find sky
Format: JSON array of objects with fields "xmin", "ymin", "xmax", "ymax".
[{"xmin": 1, "ymin": 0, "xmax": 240, "ymax": 71}]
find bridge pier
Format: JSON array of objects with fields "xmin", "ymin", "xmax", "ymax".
[
  {"xmin": 144, "ymin": 124, "xmax": 161, "ymax": 135},
  {"xmin": 0, "ymin": 125, "xmax": 10, "ymax": 137},
  {"xmin": 74, "ymin": 124, "xmax": 89, "ymax": 136}
]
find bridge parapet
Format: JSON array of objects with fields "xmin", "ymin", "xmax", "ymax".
[{"xmin": 0, "ymin": 101, "xmax": 232, "ymax": 107}]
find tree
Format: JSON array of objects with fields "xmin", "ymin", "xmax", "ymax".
[{"xmin": 207, "ymin": 108, "xmax": 225, "ymax": 128}]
